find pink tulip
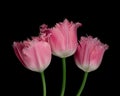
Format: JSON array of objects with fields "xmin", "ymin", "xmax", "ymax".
[
  {"xmin": 74, "ymin": 36, "xmax": 109, "ymax": 72},
  {"xmin": 41, "ymin": 19, "xmax": 82, "ymax": 58},
  {"xmin": 13, "ymin": 37, "xmax": 52, "ymax": 72}
]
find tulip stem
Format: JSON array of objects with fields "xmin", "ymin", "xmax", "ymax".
[
  {"xmin": 60, "ymin": 58, "xmax": 66, "ymax": 96},
  {"xmin": 76, "ymin": 72, "xmax": 88, "ymax": 96},
  {"xmin": 41, "ymin": 71, "xmax": 46, "ymax": 96}
]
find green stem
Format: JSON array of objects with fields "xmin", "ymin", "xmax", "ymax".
[
  {"xmin": 41, "ymin": 71, "xmax": 46, "ymax": 96},
  {"xmin": 60, "ymin": 58, "xmax": 66, "ymax": 96},
  {"xmin": 76, "ymin": 72, "xmax": 88, "ymax": 96}
]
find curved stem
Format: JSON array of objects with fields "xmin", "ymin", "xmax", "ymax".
[
  {"xmin": 60, "ymin": 58, "xmax": 66, "ymax": 96},
  {"xmin": 41, "ymin": 71, "xmax": 46, "ymax": 96},
  {"xmin": 76, "ymin": 72, "xmax": 88, "ymax": 96}
]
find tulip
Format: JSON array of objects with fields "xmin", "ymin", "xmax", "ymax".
[
  {"xmin": 48, "ymin": 19, "xmax": 81, "ymax": 96},
  {"xmin": 13, "ymin": 38, "xmax": 51, "ymax": 72},
  {"xmin": 49, "ymin": 19, "xmax": 82, "ymax": 58},
  {"xmin": 74, "ymin": 36, "xmax": 109, "ymax": 72},
  {"xmin": 74, "ymin": 36, "xmax": 109, "ymax": 96},
  {"xmin": 39, "ymin": 19, "xmax": 82, "ymax": 96},
  {"xmin": 13, "ymin": 36, "xmax": 52, "ymax": 96}
]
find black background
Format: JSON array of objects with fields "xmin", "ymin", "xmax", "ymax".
[{"xmin": 1, "ymin": 2, "xmax": 118, "ymax": 96}]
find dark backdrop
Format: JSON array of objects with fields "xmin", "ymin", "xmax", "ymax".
[{"xmin": 1, "ymin": 3, "xmax": 118, "ymax": 96}]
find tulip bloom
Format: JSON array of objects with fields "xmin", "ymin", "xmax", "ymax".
[
  {"xmin": 48, "ymin": 19, "xmax": 82, "ymax": 58},
  {"xmin": 39, "ymin": 19, "xmax": 82, "ymax": 96},
  {"xmin": 74, "ymin": 36, "xmax": 109, "ymax": 72},
  {"xmin": 13, "ymin": 37, "xmax": 52, "ymax": 72}
]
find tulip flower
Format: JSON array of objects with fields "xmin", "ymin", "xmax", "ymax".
[
  {"xmin": 13, "ymin": 36, "xmax": 52, "ymax": 96},
  {"xmin": 13, "ymin": 38, "xmax": 51, "ymax": 72},
  {"xmin": 39, "ymin": 19, "xmax": 82, "ymax": 96},
  {"xmin": 74, "ymin": 36, "xmax": 109, "ymax": 72},
  {"xmin": 74, "ymin": 36, "xmax": 109, "ymax": 96},
  {"xmin": 49, "ymin": 19, "xmax": 82, "ymax": 58}
]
